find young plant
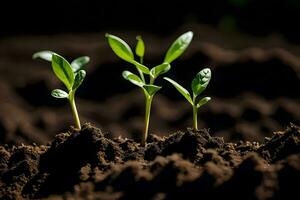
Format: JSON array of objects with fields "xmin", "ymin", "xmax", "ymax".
[
  {"xmin": 106, "ymin": 31, "xmax": 193, "ymax": 146},
  {"xmin": 33, "ymin": 51, "xmax": 89, "ymax": 129},
  {"xmin": 164, "ymin": 68, "xmax": 212, "ymax": 130}
]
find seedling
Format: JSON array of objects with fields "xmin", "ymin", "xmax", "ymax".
[
  {"xmin": 33, "ymin": 51, "xmax": 89, "ymax": 129},
  {"xmin": 106, "ymin": 31, "xmax": 193, "ymax": 146},
  {"xmin": 164, "ymin": 68, "xmax": 211, "ymax": 130}
]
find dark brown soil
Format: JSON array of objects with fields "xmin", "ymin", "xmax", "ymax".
[{"xmin": 0, "ymin": 123, "xmax": 299, "ymax": 200}]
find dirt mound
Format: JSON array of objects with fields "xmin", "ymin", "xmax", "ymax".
[{"xmin": 0, "ymin": 124, "xmax": 299, "ymax": 199}]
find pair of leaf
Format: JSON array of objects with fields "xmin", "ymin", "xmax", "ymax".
[
  {"xmin": 50, "ymin": 55, "xmax": 87, "ymax": 99},
  {"xmin": 164, "ymin": 68, "xmax": 211, "ymax": 107},
  {"xmin": 106, "ymin": 32, "xmax": 193, "ymax": 64},
  {"xmin": 150, "ymin": 63, "xmax": 171, "ymax": 79},
  {"xmin": 33, "ymin": 51, "xmax": 90, "ymax": 73},
  {"xmin": 122, "ymin": 71, "xmax": 161, "ymax": 96},
  {"xmin": 105, "ymin": 31, "xmax": 193, "ymax": 75},
  {"xmin": 106, "ymin": 34, "xmax": 172, "ymax": 83},
  {"xmin": 105, "ymin": 34, "xmax": 149, "ymax": 74},
  {"xmin": 50, "ymin": 69, "xmax": 86, "ymax": 98},
  {"xmin": 33, "ymin": 51, "xmax": 89, "ymax": 98}
]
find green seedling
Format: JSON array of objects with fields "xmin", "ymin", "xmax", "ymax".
[
  {"xmin": 106, "ymin": 31, "xmax": 193, "ymax": 146},
  {"xmin": 164, "ymin": 68, "xmax": 212, "ymax": 130},
  {"xmin": 33, "ymin": 51, "xmax": 89, "ymax": 129}
]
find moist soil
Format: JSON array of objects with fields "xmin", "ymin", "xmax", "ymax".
[{"xmin": 0, "ymin": 123, "xmax": 299, "ymax": 200}]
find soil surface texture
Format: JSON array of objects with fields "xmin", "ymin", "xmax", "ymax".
[{"xmin": 0, "ymin": 123, "xmax": 299, "ymax": 200}]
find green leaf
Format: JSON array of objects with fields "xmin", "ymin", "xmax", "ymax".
[
  {"xmin": 164, "ymin": 31, "xmax": 193, "ymax": 63},
  {"xmin": 191, "ymin": 68, "xmax": 211, "ymax": 96},
  {"xmin": 135, "ymin": 36, "xmax": 145, "ymax": 57},
  {"xmin": 32, "ymin": 50, "xmax": 54, "ymax": 61},
  {"xmin": 132, "ymin": 61, "xmax": 150, "ymax": 74},
  {"xmin": 71, "ymin": 56, "xmax": 90, "ymax": 73},
  {"xmin": 51, "ymin": 89, "xmax": 68, "ymax": 98},
  {"xmin": 197, "ymin": 97, "xmax": 211, "ymax": 108},
  {"xmin": 105, "ymin": 33, "xmax": 134, "ymax": 62},
  {"xmin": 72, "ymin": 70, "xmax": 86, "ymax": 90},
  {"xmin": 143, "ymin": 84, "xmax": 161, "ymax": 96},
  {"xmin": 51, "ymin": 54, "xmax": 74, "ymax": 90},
  {"xmin": 164, "ymin": 77, "xmax": 193, "ymax": 105},
  {"xmin": 150, "ymin": 63, "xmax": 171, "ymax": 78},
  {"xmin": 122, "ymin": 70, "xmax": 145, "ymax": 87}
]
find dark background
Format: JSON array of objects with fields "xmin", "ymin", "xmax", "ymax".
[
  {"xmin": 1, "ymin": 0, "xmax": 300, "ymax": 41},
  {"xmin": 0, "ymin": 0, "xmax": 299, "ymax": 145}
]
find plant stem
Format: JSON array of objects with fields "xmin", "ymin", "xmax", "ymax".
[
  {"xmin": 142, "ymin": 95, "xmax": 153, "ymax": 146},
  {"xmin": 150, "ymin": 76, "xmax": 155, "ymax": 85},
  {"xmin": 69, "ymin": 91, "xmax": 81, "ymax": 129},
  {"xmin": 192, "ymin": 94, "xmax": 198, "ymax": 130},
  {"xmin": 192, "ymin": 105, "xmax": 198, "ymax": 130},
  {"xmin": 138, "ymin": 57, "xmax": 145, "ymax": 82},
  {"xmin": 137, "ymin": 69, "xmax": 145, "ymax": 82}
]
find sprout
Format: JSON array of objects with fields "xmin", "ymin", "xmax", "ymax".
[
  {"xmin": 164, "ymin": 68, "xmax": 212, "ymax": 130},
  {"xmin": 106, "ymin": 31, "xmax": 193, "ymax": 146},
  {"xmin": 33, "ymin": 51, "xmax": 89, "ymax": 129}
]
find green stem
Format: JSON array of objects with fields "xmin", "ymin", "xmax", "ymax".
[
  {"xmin": 150, "ymin": 76, "xmax": 155, "ymax": 85},
  {"xmin": 142, "ymin": 95, "xmax": 153, "ymax": 146},
  {"xmin": 69, "ymin": 91, "xmax": 81, "ymax": 129},
  {"xmin": 192, "ymin": 105, "xmax": 198, "ymax": 130},
  {"xmin": 137, "ymin": 69, "xmax": 145, "ymax": 82},
  {"xmin": 192, "ymin": 94, "xmax": 198, "ymax": 130},
  {"xmin": 138, "ymin": 57, "xmax": 145, "ymax": 82}
]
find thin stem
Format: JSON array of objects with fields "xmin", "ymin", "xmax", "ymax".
[
  {"xmin": 69, "ymin": 91, "xmax": 81, "ymax": 129},
  {"xmin": 192, "ymin": 105, "xmax": 198, "ymax": 130},
  {"xmin": 150, "ymin": 76, "xmax": 155, "ymax": 85},
  {"xmin": 137, "ymin": 69, "xmax": 145, "ymax": 83},
  {"xmin": 192, "ymin": 94, "xmax": 198, "ymax": 130},
  {"xmin": 142, "ymin": 95, "xmax": 153, "ymax": 147},
  {"xmin": 138, "ymin": 57, "xmax": 145, "ymax": 82}
]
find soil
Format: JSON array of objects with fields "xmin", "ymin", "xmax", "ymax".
[{"xmin": 0, "ymin": 123, "xmax": 299, "ymax": 200}]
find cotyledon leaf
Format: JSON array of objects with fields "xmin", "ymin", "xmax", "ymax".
[
  {"xmin": 122, "ymin": 70, "xmax": 145, "ymax": 87},
  {"xmin": 51, "ymin": 54, "xmax": 75, "ymax": 90},
  {"xmin": 191, "ymin": 68, "xmax": 211, "ymax": 96},
  {"xmin": 71, "ymin": 56, "xmax": 90, "ymax": 73},
  {"xmin": 164, "ymin": 77, "xmax": 193, "ymax": 105},
  {"xmin": 72, "ymin": 70, "xmax": 86, "ymax": 90},
  {"xmin": 132, "ymin": 61, "xmax": 150, "ymax": 74},
  {"xmin": 197, "ymin": 97, "xmax": 211, "ymax": 108},
  {"xmin": 143, "ymin": 84, "xmax": 162, "ymax": 96},
  {"xmin": 106, "ymin": 33, "xmax": 134, "ymax": 63},
  {"xmin": 164, "ymin": 31, "xmax": 193, "ymax": 63},
  {"xmin": 32, "ymin": 50, "xmax": 54, "ymax": 61},
  {"xmin": 51, "ymin": 89, "xmax": 69, "ymax": 98},
  {"xmin": 150, "ymin": 63, "xmax": 171, "ymax": 78}
]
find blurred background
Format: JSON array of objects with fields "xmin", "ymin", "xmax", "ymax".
[{"xmin": 0, "ymin": 0, "xmax": 299, "ymax": 145}]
